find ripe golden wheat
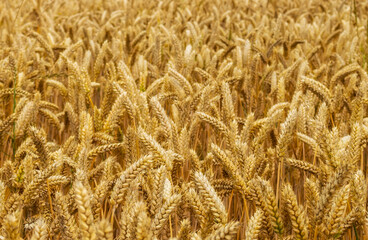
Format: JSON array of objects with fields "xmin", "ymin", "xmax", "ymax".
[{"xmin": 0, "ymin": 0, "xmax": 368, "ymax": 239}]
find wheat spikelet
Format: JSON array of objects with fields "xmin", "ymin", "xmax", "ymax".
[
  {"xmin": 39, "ymin": 108, "xmax": 61, "ymax": 132},
  {"xmin": 204, "ymin": 221, "xmax": 240, "ymax": 240},
  {"xmin": 39, "ymin": 101, "xmax": 59, "ymax": 112},
  {"xmin": 196, "ymin": 112, "xmax": 229, "ymax": 137},
  {"xmin": 277, "ymin": 75, "xmax": 286, "ymax": 103},
  {"xmin": 185, "ymin": 188, "xmax": 207, "ymax": 228},
  {"xmin": 259, "ymin": 179, "xmax": 284, "ymax": 235},
  {"xmin": 301, "ymin": 76, "xmax": 332, "ymax": 107},
  {"xmin": 334, "ymin": 209, "xmax": 358, "ymax": 237},
  {"xmin": 211, "ymin": 144, "xmax": 251, "ymax": 199},
  {"xmin": 153, "ymin": 35, "xmax": 162, "ymax": 68},
  {"xmin": 267, "ymin": 102, "xmax": 290, "ymax": 117},
  {"xmin": 149, "ymin": 96, "xmax": 173, "ymax": 140},
  {"xmin": 74, "ymin": 179, "xmax": 97, "ymax": 240},
  {"xmin": 323, "ymin": 184, "xmax": 350, "ymax": 238},
  {"xmin": 347, "ymin": 123, "xmax": 362, "ymax": 165},
  {"xmin": 64, "ymin": 102, "xmax": 79, "ymax": 134},
  {"xmin": 168, "ymin": 66, "xmax": 193, "ymax": 96},
  {"xmin": 285, "ymin": 158, "xmax": 319, "ymax": 175},
  {"xmin": 30, "ymin": 219, "xmax": 48, "ymax": 240},
  {"xmin": 132, "ymin": 201, "xmax": 153, "ymax": 239},
  {"xmin": 248, "ymin": 178, "xmax": 276, "ymax": 237},
  {"xmin": 212, "ymin": 179, "xmax": 234, "ymax": 197},
  {"xmin": 245, "ymin": 210, "xmax": 264, "ymax": 240},
  {"xmin": 163, "ymin": 178, "xmax": 172, "ymax": 203},
  {"xmin": 282, "ymin": 183, "xmax": 308, "ymax": 240},
  {"xmin": 30, "ymin": 32, "xmax": 55, "ymax": 60},
  {"xmin": 137, "ymin": 127, "xmax": 172, "ymax": 169},
  {"xmin": 119, "ymin": 194, "xmax": 147, "ymax": 239},
  {"xmin": 150, "ymin": 193, "xmax": 181, "ymax": 236},
  {"xmin": 190, "ymin": 232, "xmax": 203, "ymax": 240},
  {"xmin": 107, "ymin": 86, "xmax": 136, "ymax": 128},
  {"xmin": 330, "ymin": 63, "xmax": 361, "ymax": 86},
  {"xmin": 277, "ymin": 109, "xmax": 297, "ymax": 159},
  {"xmin": 45, "ymin": 79, "xmax": 68, "ymax": 97},
  {"xmin": 296, "ymin": 132, "xmax": 319, "ymax": 154},
  {"xmin": 15, "ymin": 101, "xmax": 37, "ymax": 137},
  {"xmin": 116, "ymin": 60, "xmax": 137, "ymax": 99},
  {"xmin": 3, "ymin": 210, "xmax": 22, "ymax": 240},
  {"xmin": 96, "ymin": 219, "xmax": 114, "ymax": 240},
  {"xmin": 351, "ymin": 170, "xmax": 367, "ymax": 223},
  {"xmin": 79, "ymin": 111, "xmax": 94, "ymax": 147},
  {"xmin": 28, "ymin": 126, "xmax": 50, "ymax": 163},
  {"xmin": 0, "ymin": 88, "xmax": 31, "ymax": 99},
  {"xmin": 136, "ymin": 209, "xmax": 152, "ymax": 240},
  {"xmin": 23, "ymin": 160, "xmax": 62, "ymax": 206},
  {"xmin": 220, "ymin": 81, "xmax": 235, "ymax": 124},
  {"xmin": 316, "ymin": 165, "xmax": 351, "ymax": 225},
  {"xmin": 149, "ymin": 166, "xmax": 167, "ymax": 217},
  {"xmin": 0, "ymin": 113, "xmax": 18, "ymax": 138},
  {"xmin": 91, "ymin": 178, "xmax": 115, "ymax": 220},
  {"xmin": 87, "ymin": 143, "xmax": 124, "ymax": 161},
  {"xmin": 196, "ymin": 113, "xmax": 236, "ymax": 153},
  {"xmin": 55, "ymin": 192, "xmax": 78, "ymax": 239},
  {"xmin": 194, "ymin": 171, "xmax": 227, "ymax": 225},
  {"xmin": 93, "ymin": 41, "xmax": 108, "ymax": 81},
  {"xmin": 177, "ymin": 218, "xmax": 191, "ymax": 239},
  {"xmin": 110, "ymin": 155, "xmax": 153, "ymax": 205},
  {"xmin": 304, "ymin": 178, "xmax": 319, "ymax": 232}
]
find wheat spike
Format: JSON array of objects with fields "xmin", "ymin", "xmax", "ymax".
[
  {"xmin": 204, "ymin": 221, "xmax": 240, "ymax": 240},
  {"xmin": 150, "ymin": 193, "xmax": 181, "ymax": 236},
  {"xmin": 194, "ymin": 171, "xmax": 227, "ymax": 225},
  {"xmin": 96, "ymin": 219, "xmax": 114, "ymax": 240},
  {"xmin": 282, "ymin": 184, "xmax": 308, "ymax": 240},
  {"xmin": 74, "ymin": 180, "xmax": 97, "ymax": 240},
  {"xmin": 110, "ymin": 155, "xmax": 153, "ymax": 205},
  {"xmin": 30, "ymin": 219, "xmax": 48, "ymax": 240},
  {"xmin": 245, "ymin": 210, "xmax": 264, "ymax": 240}
]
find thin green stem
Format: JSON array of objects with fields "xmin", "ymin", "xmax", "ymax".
[{"xmin": 353, "ymin": 224, "xmax": 359, "ymax": 240}]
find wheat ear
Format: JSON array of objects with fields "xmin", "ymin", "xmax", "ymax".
[
  {"xmin": 282, "ymin": 183, "xmax": 308, "ymax": 240},
  {"xmin": 110, "ymin": 155, "xmax": 153, "ymax": 205},
  {"xmin": 150, "ymin": 193, "xmax": 182, "ymax": 236},
  {"xmin": 245, "ymin": 210, "xmax": 264, "ymax": 240},
  {"xmin": 194, "ymin": 171, "xmax": 227, "ymax": 225},
  {"xmin": 96, "ymin": 219, "xmax": 114, "ymax": 240},
  {"xmin": 30, "ymin": 219, "xmax": 48, "ymax": 240},
  {"xmin": 74, "ymin": 180, "xmax": 97, "ymax": 240},
  {"xmin": 204, "ymin": 221, "xmax": 240, "ymax": 240}
]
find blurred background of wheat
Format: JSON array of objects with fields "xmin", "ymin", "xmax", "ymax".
[{"xmin": 0, "ymin": 0, "xmax": 368, "ymax": 239}]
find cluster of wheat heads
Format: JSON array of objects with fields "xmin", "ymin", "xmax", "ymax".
[{"xmin": 1, "ymin": 0, "xmax": 368, "ymax": 239}]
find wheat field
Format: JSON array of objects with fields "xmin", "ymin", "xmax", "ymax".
[{"xmin": 0, "ymin": 0, "xmax": 368, "ymax": 239}]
